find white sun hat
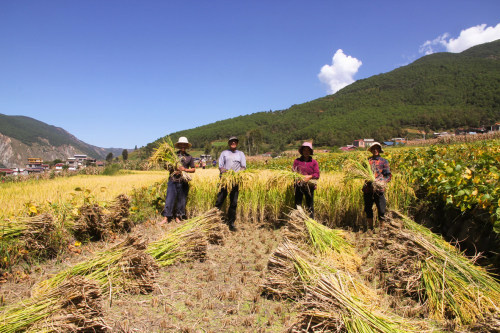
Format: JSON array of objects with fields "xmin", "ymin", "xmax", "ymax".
[{"xmin": 174, "ymin": 137, "xmax": 192, "ymax": 148}]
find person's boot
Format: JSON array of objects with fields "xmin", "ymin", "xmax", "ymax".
[{"xmin": 228, "ymin": 221, "xmax": 237, "ymax": 231}]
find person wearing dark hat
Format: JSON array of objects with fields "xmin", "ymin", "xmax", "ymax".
[
  {"xmin": 160, "ymin": 137, "xmax": 196, "ymax": 224},
  {"xmin": 362, "ymin": 142, "xmax": 391, "ymax": 230},
  {"xmin": 215, "ymin": 136, "xmax": 246, "ymax": 231},
  {"xmin": 293, "ymin": 142, "xmax": 320, "ymax": 218}
]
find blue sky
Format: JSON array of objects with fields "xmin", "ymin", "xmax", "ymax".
[{"xmin": 1, "ymin": 1, "xmax": 499, "ymax": 148}]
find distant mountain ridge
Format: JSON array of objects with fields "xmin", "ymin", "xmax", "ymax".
[
  {"xmin": 160, "ymin": 39, "xmax": 500, "ymax": 150},
  {"xmin": 0, "ymin": 114, "xmax": 125, "ymax": 168}
]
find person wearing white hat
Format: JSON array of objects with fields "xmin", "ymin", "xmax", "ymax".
[
  {"xmin": 160, "ymin": 137, "xmax": 196, "ymax": 224},
  {"xmin": 362, "ymin": 142, "xmax": 391, "ymax": 230},
  {"xmin": 293, "ymin": 141, "xmax": 320, "ymax": 218}
]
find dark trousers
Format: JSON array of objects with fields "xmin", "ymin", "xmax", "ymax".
[
  {"xmin": 162, "ymin": 181, "xmax": 189, "ymax": 218},
  {"xmin": 363, "ymin": 191, "xmax": 386, "ymax": 219},
  {"xmin": 295, "ymin": 185, "xmax": 315, "ymax": 218},
  {"xmin": 215, "ymin": 185, "xmax": 239, "ymax": 226}
]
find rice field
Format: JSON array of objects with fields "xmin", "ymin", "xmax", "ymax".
[
  {"xmin": 0, "ymin": 170, "xmax": 166, "ymax": 218},
  {"xmin": 2, "ymin": 154, "xmax": 499, "ymax": 332}
]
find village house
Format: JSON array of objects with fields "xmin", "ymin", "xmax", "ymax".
[{"xmin": 352, "ymin": 139, "xmax": 375, "ymax": 148}]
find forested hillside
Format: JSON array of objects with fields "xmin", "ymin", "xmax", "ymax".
[{"xmin": 152, "ymin": 39, "xmax": 500, "ymax": 152}]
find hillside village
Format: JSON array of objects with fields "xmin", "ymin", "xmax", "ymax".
[{"xmin": 0, "ymin": 154, "xmax": 105, "ymax": 176}]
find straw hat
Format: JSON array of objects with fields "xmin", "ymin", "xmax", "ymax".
[
  {"xmin": 298, "ymin": 142, "xmax": 313, "ymax": 155},
  {"xmin": 174, "ymin": 137, "xmax": 192, "ymax": 148},
  {"xmin": 368, "ymin": 142, "xmax": 384, "ymax": 153}
]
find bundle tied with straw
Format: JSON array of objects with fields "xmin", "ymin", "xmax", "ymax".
[
  {"xmin": 0, "ymin": 276, "xmax": 108, "ymax": 333},
  {"xmin": 377, "ymin": 211, "xmax": 500, "ymax": 327},
  {"xmin": 343, "ymin": 158, "xmax": 386, "ymax": 192},
  {"xmin": 34, "ymin": 236, "xmax": 159, "ymax": 297},
  {"xmin": 147, "ymin": 208, "xmax": 225, "ymax": 267},
  {"xmin": 148, "ymin": 137, "xmax": 191, "ymax": 182}
]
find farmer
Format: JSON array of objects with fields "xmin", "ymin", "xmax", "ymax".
[
  {"xmin": 160, "ymin": 137, "xmax": 196, "ymax": 224},
  {"xmin": 215, "ymin": 136, "xmax": 246, "ymax": 231},
  {"xmin": 362, "ymin": 142, "xmax": 392, "ymax": 230},
  {"xmin": 293, "ymin": 142, "xmax": 320, "ymax": 218}
]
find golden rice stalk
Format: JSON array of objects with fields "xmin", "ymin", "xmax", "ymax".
[
  {"xmin": 343, "ymin": 158, "xmax": 385, "ymax": 192},
  {"xmin": 147, "ymin": 208, "xmax": 225, "ymax": 266},
  {"xmin": 0, "ymin": 276, "xmax": 108, "ymax": 333},
  {"xmin": 148, "ymin": 137, "xmax": 191, "ymax": 181},
  {"xmin": 293, "ymin": 273, "xmax": 432, "ymax": 333},
  {"xmin": 267, "ymin": 170, "xmax": 303, "ymax": 189},
  {"xmin": 218, "ymin": 169, "xmax": 257, "ymax": 191},
  {"xmin": 381, "ymin": 211, "xmax": 500, "ymax": 326},
  {"xmin": 286, "ymin": 207, "xmax": 361, "ymax": 273},
  {"xmin": 34, "ymin": 236, "xmax": 158, "ymax": 296}
]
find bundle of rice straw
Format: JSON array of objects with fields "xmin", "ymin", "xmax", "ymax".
[
  {"xmin": 218, "ymin": 169, "xmax": 256, "ymax": 191},
  {"xmin": 286, "ymin": 207, "xmax": 361, "ymax": 273},
  {"xmin": 292, "ymin": 274, "xmax": 431, "ymax": 333},
  {"xmin": 378, "ymin": 211, "xmax": 500, "ymax": 326},
  {"xmin": 34, "ymin": 236, "xmax": 158, "ymax": 296},
  {"xmin": 267, "ymin": 170, "xmax": 303, "ymax": 190},
  {"xmin": 0, "ymin": 276, "xmax": 108, "ymax": 333},
  {"xmin": 147, "ymin": 208, "xmax": 225, "ymax": 266},
  {"xmin": 23, "ymin": 213, "xmax": 66, "ymax": 257},
  {"xmin": 262, "ymin": 240, "xmax": 327, "ymax": 300},
  {"xmin": 105, "ymin": 194, "xmax": 133, "ymax": 233},
  {"xmin": 72, "ymin": 204, "xmax": 108, "ymax": 241},
  {"xmin": 148, "ymin": 137, "xmax": 191, "ymax": 182},
  {"xmin": 343, "ymin": 158, "xmax": 386, "ymax": 192}
]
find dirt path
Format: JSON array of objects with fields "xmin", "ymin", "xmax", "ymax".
[{"xmin": 105, "ymin": 220, "xmax": 297, "ymax": 332}]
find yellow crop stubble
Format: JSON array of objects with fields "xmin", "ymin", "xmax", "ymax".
[{"xmin": 0, "ymin": 171, "xmax": 167, "ymax": 218}]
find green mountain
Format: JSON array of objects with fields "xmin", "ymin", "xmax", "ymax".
[
  {"xmin": 156, "ymin": 39, "xmax": 500, "ymax": 151},
  {"xmin": 0, "ymin": 114, "xmax": 124, "ymax": 167}
]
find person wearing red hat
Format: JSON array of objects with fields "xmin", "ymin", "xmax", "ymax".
[
  {"xmin": 293, "ymin": 142, "xmax": 320, "ymax": 218},
  {"xmin": 362, "ymin": 142, "xmax": 391, "ymax": 230}
]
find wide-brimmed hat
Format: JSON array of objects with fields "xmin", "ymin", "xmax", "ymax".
[
  {"xmin": 298, "ymin": 142, "xmax": 314, "ymax": 155},
  {"xmin": 175, "ymin": 137, "xmax": 192, "ymax": 148},
  {"xmin": 228, "ymin": 136, "xmax": 239, "ymax": 144},
  {"xmin": 368, "ymin": 142, "xmax": 384, "ymax": 153}
]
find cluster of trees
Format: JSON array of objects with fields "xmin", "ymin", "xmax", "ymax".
[{"xmin": 140, "ymin": 40, "xmax": 500, "ymax": 157}]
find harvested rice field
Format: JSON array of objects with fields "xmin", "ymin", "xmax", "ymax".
[{"xmin": 1, "ymin": 165, "xmax": 499, "ymax": 332}]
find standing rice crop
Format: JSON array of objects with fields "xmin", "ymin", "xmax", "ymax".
[{"xmin": 0, "ymin": 276, "xmax": 108, "ymax": 333}]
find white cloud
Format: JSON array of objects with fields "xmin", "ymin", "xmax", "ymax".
[
  {"xmin": 420, "ymin": 23, "xmax": 500, "ymax": 54},
  {"xmin": 318, "ymin": 49, "xmax": 362, "ymax": 94}
]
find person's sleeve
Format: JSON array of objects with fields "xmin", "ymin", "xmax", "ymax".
[
  {"xmin": 189, "ymin": 157, "xmax": 195, "ymax": 168},
  {"xmin": 218, "ymin": 151, "xmax": 226, "ymax": 172},
  {"xmin": 240, "ymin": 152, "xmax": 246, "ymax": 169},
  {"xmin": 312, "ymin": 160, "xmax": 320, "ymax": 179},
  {"xmin": 292, "ymin": 159, "xmax": 298, "ymax": 172},
  {"xmin": 383, "ymin": 160, "xmax": 392, "ymax": 183}
]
